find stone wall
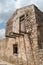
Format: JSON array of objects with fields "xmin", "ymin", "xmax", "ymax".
[
  {"xmin": 0, "ymin": 38, "xmax": 6, "ymax": 57},
  {"xmin": 5, "ymin": 4, "xmax": 38, "ymax": 65},
  {"xmin": 35, "ymin": 6, "xmax": 43, "ymax": 49}
]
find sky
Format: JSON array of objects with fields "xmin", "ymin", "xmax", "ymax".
[{"xmin": 0, "ymin": 0, "xmax": 43, "ymax": 38}]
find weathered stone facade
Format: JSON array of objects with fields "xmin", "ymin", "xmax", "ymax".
[{"xmin": 0, "ymin": 4, "xmax": 43, "ymax": 65}]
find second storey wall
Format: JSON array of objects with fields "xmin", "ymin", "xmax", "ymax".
[{"xmin": 35, "ymin": 7, "xmax": 43, "ymax": 49}]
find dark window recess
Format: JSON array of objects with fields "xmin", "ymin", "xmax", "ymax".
[
  {"xmin": 38, "ymin": 39, "xmax": 42, "ymax": 49},
  {"xmin": 19, "ymin": 15, "xmax": 26, "ymax": 33},
  {"xmin": 13, "ymin": 44, "xmax": 18, "ymax": 54},
  {"xmin": 38, "ymin": 42, "xmax": 42, "ymax": 49},
  {"xmin": 20, "ymin": 15, "xmax": 25, "ymax": 21}
]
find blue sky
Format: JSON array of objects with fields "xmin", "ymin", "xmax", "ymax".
[{"xmin": 0, "ymin": 0, "xmax": 43, "ymax": 38}]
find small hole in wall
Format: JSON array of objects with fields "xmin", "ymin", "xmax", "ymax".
[{"xmin": 13, "ymin": 44, "xmax": 18, "ymax": 54}]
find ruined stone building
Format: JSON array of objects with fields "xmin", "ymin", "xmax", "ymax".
[{"xmin": 0, "ymin": 4, "xmax": 43, "ymax": 65}]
